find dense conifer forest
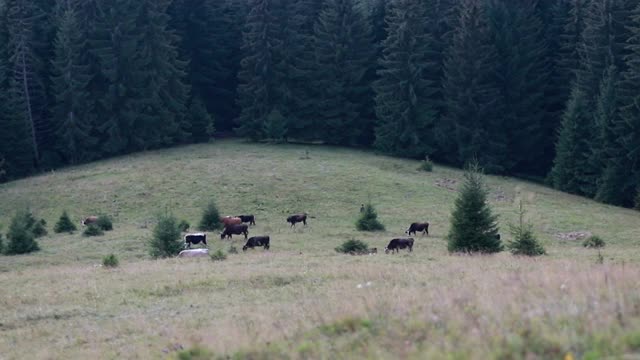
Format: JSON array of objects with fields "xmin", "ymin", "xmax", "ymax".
[{"xmin": 1, "ymin": 0, "xmax": 639, "ymax": 208}]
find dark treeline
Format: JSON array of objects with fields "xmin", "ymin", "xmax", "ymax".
[{"xmin": 1, "ymin": 0, "xmax": 640, "ymax": 207}]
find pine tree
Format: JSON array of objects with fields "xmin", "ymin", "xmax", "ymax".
[
  {"xmin": 54, "ymin": 210, "xmax": 77, "ymax": 233},
  {"xmin": 262, "ymin": 108, "xmax": 288, "ymax": 143},
  {"xmin": 132, "ymin": 0, "xmax": 190, "ymax": 149},
  {"xmin": 442, "ymin": 0, "xmax": 505, "ymax": 173},
  {"xmin": 507, "ymin": 200, "xmax": 545, "ymax": 256},
  {"xmin": 313, "ymin": 0, "xmax": 376, "ymax": 146},
  {"xmin": 5, "ymin": 210, "xmax": 40, "ymax": 255},
  {"xmin": 486, "ymin": 0, "xmax": 550, "ymax": 174},
  {"xmin": 374, "ymin": 0, "xmax": 437, "ymax": 158},
  {"xmin": 235, "ymin": 0, "xmax": 283, "ymax": 141},
  {"xmin": 199, "ymin": 200, "xmax": 222, "ymax": 231},
  {"xmin": 447, "ymin": 161, "xmax": 502, "ymax": 253},
  {"xmin": 356, "ymin": 203, "xmax": 385, "ymax": 231},
  {"xmin": 615, "ymin": 2, "xmax": 640, "ymax": 207},
  {"xmin": 149, "ymin": 213, "xmax": 183, "ymax": 258},
  {"xmin": 4, "ymin": 0, "xmax": 46, "ymax": 171},
  {"xmin": 550, "ymin": 86, "xmax": 594, "ymax": 195},
  {"xmin": 98, "ymin": 0, "xmax": 141, "ymax": 154},
  {"xmin": 188, "ymin": 97, "xmax": 214, "ymax": 143},
  {"xmin": 50, "ymin": 0, "xmax": 96, "ymax": 164}
]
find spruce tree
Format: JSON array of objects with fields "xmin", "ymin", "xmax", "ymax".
[
  {"xmin": 262, "ymin": 108, "xmax": 288, "ymax": 143},
  {"xmin": 486, "ymin": 0, "xmax": 550, "ymax": 174},
  {"xmin": 149, "ymin": 213, "xmax": 183, "ymax": 258},
  {"xmin": 235, "ymin": 0, "xmax": 283, "ymax": 141},
  {"xmin": 356, "ymin": 203, "xmax": 385, "ymax": 231},
  {"xmin": 50, "ymin": 0, "xmax": 96, "ymax": 164},
  {"xmin": 616, "ymin": 2, "xmax": 640, "ymax": 207},
  {"xmin": 5, "ymin": 210, "xmax": 40, "ymax": 255},
  {"xmin": 447, "ymin": 161, "xmax": 502, "ymax": 253},
  {"xmin": 313, "ymin": 0, "xmax": 375, "ymax": 146},
  {"xmin": 54, "ymin": 210, "xmax": 77, "ymax": 233},
  {"xmin": 188, "ymin": 97, "xmax": 214, "ymax": 143},
  {"xmin": 550, "ymin": 86, "xmax": 594, "ymax": 195},
  {"xmin": 593, "ymin": 66, "xmax": 630, "ymax": 205},
  {"xmin": 132, "ymin": 0, "xmax": 190, "ymax": 149},
  {"xmin": 507, "ymin": 201, "xmax": 545, "ymax": 256},
  {"xmin": 442, "ymin": 0, "xmax": 504, "ymax": 173},
  {"xmin": 374, "ymin": 0, "xmax": 437, "ymax": 158},
  {"xmin": 199, "ymin": 200, "xmax": 222, "ymax": 231}
]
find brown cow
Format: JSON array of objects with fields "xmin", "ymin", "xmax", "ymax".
[
  {"xmin": 220, "ymin": 216, "xmax": 242, "ymax": 227},
  {"xmin": 82, "ymin": 216, "xmax": 98, "ymax": 226}
]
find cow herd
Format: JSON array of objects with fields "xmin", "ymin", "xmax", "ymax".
[{"xmin": 177, "ymin": 213, "xmax": 431, "ymax": 257}]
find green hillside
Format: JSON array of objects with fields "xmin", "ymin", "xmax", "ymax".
[{"xmin": 0, "ymin": 140, "xmax": 639, "ymax": 359}]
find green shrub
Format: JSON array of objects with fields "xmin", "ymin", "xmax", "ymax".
[
  {"xmin": 175, "ymin": 345, "xmax": 214, "ymax": 360},
  {"xmin": 356, "ymin": 203, "xmax": 385, "ymax": 231},
  {"xmin": 210, "ymin": 249, "xmax": 227, "ymax": 261},
  {"xmin": 634, "ymin": 188, "xmax": 640, "ymax": 211},
  {"xmin": 583, "ymin": 235, "xmax": 605, "ymax": 248},
  {"xmin": 102, "ymin": 254, "xmax": 119, "ymax": 268},
  {"xmin": 178, "ymin": 220, "xmax": 190, "ymax": 232},
  {"xmin": 507, "ymin": 201, "xmax": 545, "ymax": 256},
  {"xmin": 5, "ymin": 210, "xmax": 40, "ymax": 255},
  {"xmin": 149, "ymin": 214, "xmax": 183, "ymax": 258},
  {"xmin": 335, "ymin": 239, "xmax": 369, "ymax": 254},
  {"xmin": 419, "ymin": 156, "xmax": 434, "ymax": 172},
  {"xmin": 448, "ymin": 161, "xmax": 502, "ymax": 253},
  {"xmin": 198, "ymin": 200, "xmax": 222, "ymax": 231},
  {"xmin": 83, "ymin": 224, "xmax": 104, "ymax": 237},
  {"xmin": 54, "ymin": 210, "xmax": 77, "ymax": 233},
  {"xmin": 96, "ymin": 215, "xmax": 113, "ymax": 231},
  {"xmin": 0, "ymin": 231, "xmax": 4, "ymax": 254}
]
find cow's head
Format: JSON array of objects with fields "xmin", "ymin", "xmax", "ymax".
[
  {"xmin": 384, "ymin": 247, "xmax": 390, "ymax": 254},
  {"xmin": 220, "ymin": 232, "xmax": 226, "ymax": 240}
]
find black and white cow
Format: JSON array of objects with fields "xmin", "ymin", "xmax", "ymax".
[
  {"xmin": 184, "ymin": 233, "xmax": 207, "ymax": 249},
  {"xmin": 242, "ymin": 236, "xmax": 270, "ymax": 251}
]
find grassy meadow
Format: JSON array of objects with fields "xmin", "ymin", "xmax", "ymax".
[{"xmin": 1, "ymin": 140, "xmax": 640, "ymax": 359}]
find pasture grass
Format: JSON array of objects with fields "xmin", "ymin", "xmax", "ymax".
[{"xmin": 0, "ymin": 139, "xmax": 639, "ymax": 358}]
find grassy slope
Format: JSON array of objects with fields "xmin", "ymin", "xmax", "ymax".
[{"xmin": 0, "ymin": 140, "xmax": 639, "ymax": 359}]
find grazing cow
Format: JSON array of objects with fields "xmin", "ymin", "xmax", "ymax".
[
  {"xmin": 221, "ymin": 216, "xmax": 242, "ymax": 227},
  {"xmin": 178, "ymin": 248, "xmax": 209, "ymax": 258},
  {"xmin": 243, "ymin": 236, "xmax": 270, "ymax": 251},
  {"xmin": 82, "ymin": 216, "xmax": 98, "ymax": 226},
  {"xmin": 220, "ymin": 224, "xmax": 249, "ymax": 240},
  {"xmin": 385, "ymin": 238, "xmax": 414, "ymax": 254},
  {"xmin": 184, "ymin": 233, "xmax": 207, "ymax": 249},
  {"xmin": 236, "ymin": 215, "xmax": 256, "ymax": 226},
  {"xmin": 406, "ymin": 222, "xmax": 429, "ymax": 236},
  {"xmin": 287, "ymin": 213, "xmax": 307, "ymax": 227}
]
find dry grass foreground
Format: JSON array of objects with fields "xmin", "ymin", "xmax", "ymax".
[{"xmin": 1, "ymin": 140, "xmax": 640, "ymax": 359}]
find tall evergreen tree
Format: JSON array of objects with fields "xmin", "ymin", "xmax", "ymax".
[
  {"xmin": 593, "ymin": 65, "xmax": 630, "ymax": 205},
  {"xmin": 313, "ymin": 0, "xmax": 375, "ymax": 146},
  {"xmin": 133, "ymin": 0, "xmax": 190, "ymax": 148},
  {"xmin": 374, "ymin": 0, "xmax": 437, "ymax": 158},
  {"xmin": 550, "ymin": 86, "xmax": 594, "ymax": 195},
  {"xmin": 615, "ymin": 2, "xmax": 640, "ymax": 206},
  {"xmin": 4, "ymin": 0, "xmax": 47, "ymax": 169},
  {"xmin": 50, "ymin": 0, "xmax": 95, "ymax": 164},
  {"xmin": 447, "ymin": 161, "xmax": 502, "ymax": 253},
  {"xmin": 486, "ymin": 0, "xmax": 549, "ymax": 174},
  {"xmin": 235, "ymin": 0, "xmax": 284, "ymax": 141},
  {"xmin": 442, "ymin": 0, "xmax": 505, "ymax": 173}
]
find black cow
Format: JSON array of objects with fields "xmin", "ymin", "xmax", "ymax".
[
  {"xmin": 184, "ymin": 233, "xmax": 207, "ymax": 249},
  {"xmin": 243, "ymin": 236, "xmax": 270, "ymax": 251},
  {"xmin": 220, "ymin": 224, "xmax": 249, "ymax": 240},
  {"xmin": 236, "ymin": 215, "xmax": 256, "ymax": 225},
  {"xmin": 287, "ymin": 213, "xmax": 307, "ymax": 227},
  {"xmin": 406, "ymin": 222, "xmax": 429, "ymax": 236},
  {"xmin": 385, "ymin": 238, "xmax": 414, "ymax": 254}
]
